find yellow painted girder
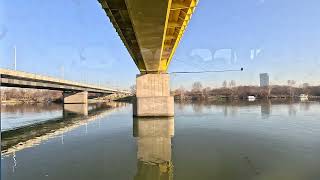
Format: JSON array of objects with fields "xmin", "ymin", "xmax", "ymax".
[
  {"xmin": 171, "ymin": 1, "xmax": 196, "ymax": 10},
  {"xmin": 99, "ymin": 0, "xmax": 198, "ymax": 73},
  {"xmin": 98, "ymin": 0, "xmax": 147, "ymax": 71},
  {"xmin": 159, "ymin": 0, "xmax": 199, "ymax": 72}
]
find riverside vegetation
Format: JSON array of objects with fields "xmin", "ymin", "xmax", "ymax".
[{"xmin": 172, "ymin": 81, "xmax": 320, "ymax": 101}]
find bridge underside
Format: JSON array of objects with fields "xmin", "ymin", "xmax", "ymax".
[
  {"xmin": 99, "ymin": 0, "xmax": 198, "ymax": 117},
  {"xmin": 99, "ymin": 0, "xmax": 198, "ymax": 73},
  {"xmin": 1, "ymin": 77, "xmax": 112, "ymax": 94}
]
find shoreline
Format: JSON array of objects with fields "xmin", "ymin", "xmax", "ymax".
[
  {"xmin": 1, "ymin": 100, "xmax": 52, "ymax": 105},
  {"xmin": 1, "ymin": 95, "xmax": 319, "ymax": 106},
  {"xmin": 1, "ymin": 96, "xmax": 134, "ymax": 106}
]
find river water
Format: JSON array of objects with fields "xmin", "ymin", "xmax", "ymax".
[{"xmin": 1, "ymin": 100, "xmax": 320, "ymax": 180}]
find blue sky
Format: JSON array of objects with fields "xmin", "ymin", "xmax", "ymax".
[{"xmin": 1, "ymin": 0, "xmax": 319, "ymax": 89}]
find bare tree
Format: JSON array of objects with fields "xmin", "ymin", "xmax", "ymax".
[
  {"xmin": 130, "ymin": 85, "xmax": 136, "ymax": 95},
  {"xmin": 287, "ymin": 80, "xmax": 296, "ymax": 97},
  {"xmin": 202, "ymin": 87, "xmax": 211, "ymax": 97},
  {"xmin": 229, "ymin": 80, "xmax": 236, "ymax": 88},
  {"xmin": 222, "ymin": 80, "xmax": 227, "ymax": 88},
  {"xmin": 267, "ymin": 86, "xmax": 272, "ymax": 97},
  {"xmin": 174, "ymin": 86, "xmax": 186, "ymax": 100},
  {"xmin": 302, "ymin": 83, "xmax": 309, "ymax": 88},
  {"xmin": 192, "ymin": 81, "xmax": 203, "ymax": 92},
  {"xmin": 302, "ymin": 83, "xmax": 310, "ymax": 94},
  {"xmin": 1, "ymin": 88, "xmax": 62, "ymax": 102},
  {"xmin": 287, "ymin": 80, "xmax": 296, "ymax": 86}
]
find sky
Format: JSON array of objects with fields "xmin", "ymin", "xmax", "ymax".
[{"xmin": 0, "ymin": 0, "xmax": 320, "ymax": 90}]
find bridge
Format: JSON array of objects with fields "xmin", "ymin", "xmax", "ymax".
[
  {"xmin": 99, "ymin": 0, "xmax": 199, "ymax": 116},
  {"xmin": 0, "ymin": 68, "xmax": 130, "ymax": 104},
  {"xmin": 0, "ymin": 0, "xmax": 199, "ymax": 117}
]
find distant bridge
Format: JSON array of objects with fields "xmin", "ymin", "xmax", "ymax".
[{"xmin": 0, "ymin": 68, "xmax": 130, "ymax": 104}]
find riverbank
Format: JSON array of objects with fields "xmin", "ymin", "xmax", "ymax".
[
  {"xmin": 1, "ymin": 99, "xmax": 54, "ymax": 105},
  {"xmin": 1, "ymin": 96, "xmax": 134, "ymax": 106},
  {"xmin": 174, "ymin": 95, "xmax": 320, "ymax": 102}
]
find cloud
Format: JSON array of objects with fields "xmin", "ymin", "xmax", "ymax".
[
  {"xmin": 214, "ymin": 49, "xmax": 232, "ymax": 63},
  {"xmin": 250, "ymin": 48, "xmax": 263, "ymax": 60},
  {"xmin": 256, "ymin": 48, "xmax": 262, "ymax": 56},
  {"xmin": 190, "ymin": 49, "xmax": 213, "ymax": 62},
  {"xmin": 250, "ymin": 49, "xmax": 255, "ymax": 60}
]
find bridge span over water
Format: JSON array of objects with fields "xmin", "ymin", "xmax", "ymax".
[
  {"xmin": 0, "ymin": 68, "xmax": 130, "ymax": 104},
  {"xmin": 1, "ymin": 0, "xmax": 199, "ymax": 117},
  {"xmin": 99, "ymin": 0, "xmax": 199, "ymax": 117}
]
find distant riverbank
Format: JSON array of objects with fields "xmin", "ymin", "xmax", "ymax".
[
  {"xmin": 1, "ymin": 87, "xmax": 134, "ymax": 105},
  {"xmin": 1, "ymin": 99, "xmax": 56, "ymax": 105},
  {"xmin": 173, "ymin": 84, "xmax": 320, "ymax": 102},
  {"xmin": 174, "ymin": 95, "xmax": 320, "ymax": 102},
  {"xmin": 1, "ymin": 96, "xmax": 134, "ymax": 105}
]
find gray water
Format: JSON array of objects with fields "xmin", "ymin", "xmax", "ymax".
[{"xmin": 1, "ymin": 100, "xmax": 320, "ymax": 180}]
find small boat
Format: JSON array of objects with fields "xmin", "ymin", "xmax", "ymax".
[
  {"xmin": 299, "ymin": 94, "xmax": 308, "ymax": 101},
  {"xmin": 247, "ymin": 96, "xmax": 256, "ymax": 101}
]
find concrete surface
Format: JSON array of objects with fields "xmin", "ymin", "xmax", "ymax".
[
  {"xmin": 63, "ymin": 91, "xmax": 88, "ymax": 104},
  {"xmin": 133, "ymin": 117, "xmax": 174, "ymax": 164},
  {"xmin": 0, "ymin": 68, "xmax": 129, "ymax": 94},
  {"xmin": 134, "ymin": 74, "xmax": 174, "ymax": 117}
]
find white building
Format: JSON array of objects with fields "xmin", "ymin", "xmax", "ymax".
[{"xmin": 260, "ymin": 73, "xmax": 269, "ymax": 87}]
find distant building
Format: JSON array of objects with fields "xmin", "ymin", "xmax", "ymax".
[{"xmin": 260, "ymin": 73, "xmax": 269, "ymax": 87}]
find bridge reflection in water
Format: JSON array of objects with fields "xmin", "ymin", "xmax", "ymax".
[
  {"xmin": 133, "ymin": 117, "xmax": 174, "ymax": 180},
  {"xmin": 1, "ymin": 102, "xmax": 127, "ymax": 155}
]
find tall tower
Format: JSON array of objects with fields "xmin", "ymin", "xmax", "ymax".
[{"xmin": 260, "ymin": 73, "xmax": 269, "ymax": 87}]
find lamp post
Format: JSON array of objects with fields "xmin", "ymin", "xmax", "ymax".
[{"xmin": 14, "ymin": 46, "xmax": 17, "ymax": 70}]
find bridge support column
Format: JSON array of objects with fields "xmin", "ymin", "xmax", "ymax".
[
  {"xmin": 133, "ymin": 74, "xmax": 174, "ymax": 117},
  {"xmin": 63, "ymin": 91, "xmax": 88, "ymax": 104}
]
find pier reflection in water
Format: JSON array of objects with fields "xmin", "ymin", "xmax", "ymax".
[
  {"xmin": 133, "ymin": 117, "xmax": 174, "ymax": 180},
  {"xmin": 63, "ymin": 104, "xmax": 89, "ymax": 117}
]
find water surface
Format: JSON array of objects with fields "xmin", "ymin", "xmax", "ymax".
[{"xmin": 1, "ymin": 100, "xmax": 320, "ymax": 180}]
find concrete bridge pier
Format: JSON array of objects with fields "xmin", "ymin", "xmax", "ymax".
[
  {"xmin": 63, "ymin": 91, "xmax": 88, "ymax": 104},
  {"xmin": 133, "ymin": 74, "xmax": 174, "ymax": 117}
]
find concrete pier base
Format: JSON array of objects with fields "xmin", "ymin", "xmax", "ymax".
[
  {"xmin": 133, "ymin": 74, "xmax": 174, "ymax": 117},
  {"xmin": 63, "ymin": 91, "xmax": 88, "ymax": 104}
]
